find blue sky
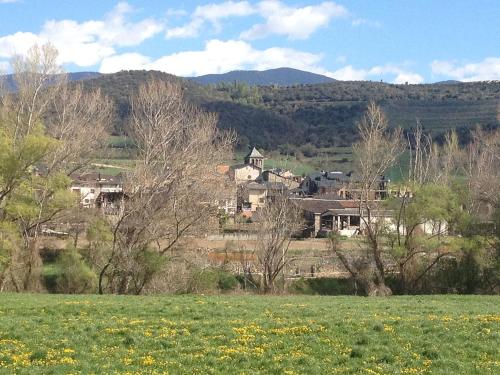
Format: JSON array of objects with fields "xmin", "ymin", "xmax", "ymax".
[{"xmin": 0, "ymin": 0, "xmax": 498, "ymax": 82}]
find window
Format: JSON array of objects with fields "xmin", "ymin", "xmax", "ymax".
[{"xmin": 90, "ymin": 189, "xmax": 95, "ymax": 193}]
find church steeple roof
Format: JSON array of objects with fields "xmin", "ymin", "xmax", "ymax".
[{"xmin": 245, "ymin": 147, "xmax": 264, "ymax": 159}]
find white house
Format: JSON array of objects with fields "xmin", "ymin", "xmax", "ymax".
[{"xmin": 70, "ymin": 173, "xmax": 124, "ymax": 214}]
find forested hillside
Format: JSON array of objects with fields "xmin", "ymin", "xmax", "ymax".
[{"xmin": 78, "ymin": 70, "xmax": 500, "ymax": 150}]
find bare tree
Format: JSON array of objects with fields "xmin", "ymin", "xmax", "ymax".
[
  {"xmin": 0, "ymin": 44, "xmax": 112, "ymax": 291},
  {"xmin": 379, "ymin": 121, "xmax": 499, "ymax": 293},
  {"xmin": 330, "ymin": 102, "xmax": 403, "ymax": 296},
  {"xmin": 254, "ymin": 191, "xmax": 303, "ymax": 293},
  {"xmin": 464, "ymin": 127, "xmax": 500, "ymax": 215},
  {"xmin": 407, "ymin": 120, "xmax": 433, "ymax": 185},
  {"xmin": 97, "ymin": 80, "xmax": 234, "ymax": 294},
  {"xmin": 427, "ymin": 130, "xmax": 462, "ymax": 186}
]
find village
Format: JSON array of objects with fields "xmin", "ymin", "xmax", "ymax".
[
  {"xmin": 0, "ymin": 2, "xmax": 499, "ymax": 372},
  {"xmin": 69, "ymin": 146, "xmax": 442, "ymax": 240}
]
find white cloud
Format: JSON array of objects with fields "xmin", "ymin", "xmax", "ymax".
[
  {"xmin": 392, "ymin": 72, "xmax": 424, "ymax": 84},
  {"xmin": 166, "ymin": 1, "xmax": 347, "ymax": 40},
  {"xmin": 351, "ymin": 18, "xmax": 381, "ymax": 28},
  {"xmin": 100, "ymin": 39, "xmax": 323, "ymax": 76},
  {"xmin": 0, "ymin": 2, "xmax": 163, "ymax": 67},
  {"xmin": 0, "ymin": 0, "xmax": 20, "ymax": 3},
  {"xmin": 0, "ymin": 31, "xmax": 42, "ymax": 58},
  {"xmin": 430, "ymin": 57, "xmax": 500, "ymax": 81},
  {"xmin": 99, "ymin": 53, "xmax": 152, "ymax": 73},
  {"xmin": 326, "ymin": 63, "xmax": 424, "ymax": 84},
  {"xmin": 99, "ymin": 39, "xmax": 424, "ymax": 84},
  {"xmin": 326, "ymin": 65, "xmax": 367, "ymax": 81},
  {"xmin": 241, "ymin": 1, "xmax": 347, "ymax": 40},
  {"xmin": 166, "ymin": 1, "xmax": 254, "ymax": 39},
  {"xmin": 193, "ymin": 1, "xmax": 254, "ymax": 22},
  {"xmin": 165, "ymin": 19, "xmax": 204, "ymax": 39}
]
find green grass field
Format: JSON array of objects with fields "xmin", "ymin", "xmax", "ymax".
[{"xmin": 0, "ymin": 294, "xmax": 498, "ymax": 374}]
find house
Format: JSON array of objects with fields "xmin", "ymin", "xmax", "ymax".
[
  {"xmin": 291, "ymin": 197, "xmax": 344, "ymax": 237},
  {"xmin": 298, "ymin": 171, "xmax": 389, "ymax": 199},
  {"xmin": 299, "ymin": 171, "xmax": 350, "ymax": 196},
  {"xmin": 70, "ymin": 173, "xmax": 124, "ymax": 215},
  {"xmin": 258, "ymin": 170, "xmax": 300, "ymax": 189},
  {"xmin": 238, "ymin": 182, "xmax": 288, "ymax": 212},
  {"xmin": 291, "ymin": 197, "xmax": 393, "ymax": 237}
]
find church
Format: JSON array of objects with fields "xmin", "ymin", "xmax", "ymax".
[{"xmin": 229, "ymin": 147, "xmax": 265, "ymax": 184}]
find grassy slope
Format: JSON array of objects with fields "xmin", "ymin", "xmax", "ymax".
[
  {"xmin": 231, "ymin": 147, "xmax": 354, "ymax": 177},
  {"xmin": 92, "ymin": 145, "xmax": 401, "ymax": 181},
  {"xmin": 0, "ymin": 294, "xmax": 498, "ymax": 374}
]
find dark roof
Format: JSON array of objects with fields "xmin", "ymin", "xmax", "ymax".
[
  {"xmin": 322, "ymin": 208, "xmax": 359, "ymax": 216},
  {"xmin": 72, "ymin": 172, "xmax": 123, "ymax": 184},
  {"xmin": 246, "ymin": 182, "xmax": 288, "ymax": 191},
  {"xmin": 245, "ymin": 147, "xmax": 264, "ymax": 159},
  {"xmin": 314, "ymin": 192, "xmax": 344, "ymax": 200},
  {"xmin": 290, "ymin": 198, "xmax": 344, "ymax": 214},
  {"xmin": 290, "ymin": 197, "xmax": 367, "ymax": 214},
  {"xmin": 322, "ymin": 205, "xmax": 393, "ymax": 217},
  {"xmin": 258, "ymin": 170, "xmax": 296, "ymax": 183},
  {"xmin": 309, "ymin": 171, "xmax": 351, "ymax": 186},
  {"xmin": 308, "ymin": 171, "xmax": 387, "ymax": 184},
  {"xmin": 338, "ymin": 200, "xmax": 360, "ymax": 209}
]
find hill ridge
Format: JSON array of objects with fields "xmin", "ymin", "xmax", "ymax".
[{"xmin": 188, "ymin": 67, "xmax": 336, "ymax": 86}]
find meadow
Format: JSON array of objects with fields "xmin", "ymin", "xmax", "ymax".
[{"xmin": 0, "ymin": 294, "xmax": 498, "ymax": 374}]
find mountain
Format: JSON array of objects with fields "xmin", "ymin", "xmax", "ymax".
[
  {"xmin": 67, "ymin": 72, "xmax": 102, "ymax": 81},
  {"xmin": 433, "ymin": 80, "xmax": 462, "ymax": 85},
  {"xmin": 1, "ymin": 71, "xmax": 102, "ymax": 92},
  {"xmin": 75, "ymin": 71, "xmax": 499, "ymax": 151},
  {"xmin": 5, "ymin": 69, "xmax": 496, "ymax": 151},
  {"xmin": 189, "ymin": 67, "xmax": 336, "ymax": 86}
]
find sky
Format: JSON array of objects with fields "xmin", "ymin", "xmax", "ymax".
[{"xmin": 0, "ymin": 0, "xmax": 499, "ymax": 83}]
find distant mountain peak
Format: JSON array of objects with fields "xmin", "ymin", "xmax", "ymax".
[
  {"xmin": 1, "ymin": 71, "xmax": 102, "ymax": 92},
  {"xmin": 189, "ymin": 67, "xmax": 336, "ymax": 86}
]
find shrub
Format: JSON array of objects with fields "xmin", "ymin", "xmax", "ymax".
[
  {"xmin": 217, "ymin": 271, "xmax": 239, "ymax": 291},
  {"xmin": 54, "ymin": 248, "xmax": 97, "ymax": 294},
  {"xmin": 288, "ymin": 277, "xmax": 356, "ymax": 295},
  {"xmin": 188, "ymin": 268, "xmax": 239, "ymax": 294}
]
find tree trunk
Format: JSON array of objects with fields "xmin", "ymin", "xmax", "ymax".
[
  {"xmin": 22, "ymin": 239, "xmax": 43, "ymax": 291},
  {"xmin": 365, "ymin": 280, "xmax": 392, "ymax": 296}
]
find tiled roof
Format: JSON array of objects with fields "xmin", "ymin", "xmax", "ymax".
[
  {"xmin": 246, "ymin": 182, "xmax": 287, "ymax": 191},
  {"xmin": 290, "ymin": 198, "xmax": 344, "ymax": 214},
  {"xmin": 72, "ymin": 173, "xmax": 123, "ymax": 184}
]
